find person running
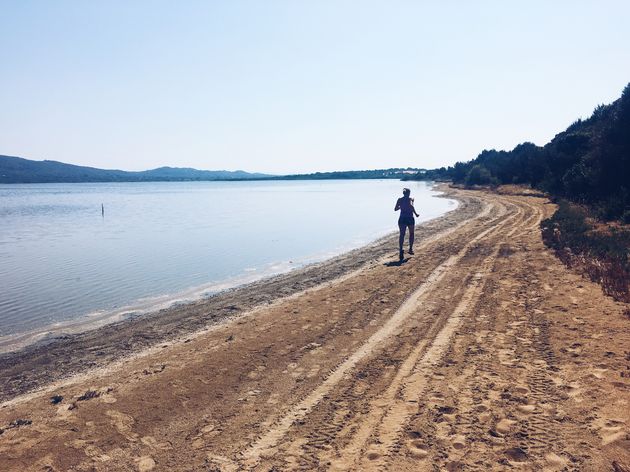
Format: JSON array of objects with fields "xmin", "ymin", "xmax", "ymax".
[{"xmin": 394, "ymin": 188, "xmax": 419, "ymax": 261}]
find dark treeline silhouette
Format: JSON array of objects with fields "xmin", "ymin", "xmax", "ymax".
[
  {"xmin": 409, "ymin": 82, "xmax": 630, "ymax": 222},
  {"xmin": 408, "ymin": 83, "xmax": 630, "ymax": 301},
  {"xmin": 268, "ymin": 168, "xmax": 423, "ymax": 180}
]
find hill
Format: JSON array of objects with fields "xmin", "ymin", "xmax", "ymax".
[
  {"xmin": 0, "ymin": 155, "xmax": 271, "ymax": 183},
  {"xmin": 0, "ymin": 155, "xmax": 423, "ymax": 184}
]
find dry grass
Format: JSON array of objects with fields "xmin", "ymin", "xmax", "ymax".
[{"xmin": 541, "ymin": 200, "xmax": 630, "ymax": 303}]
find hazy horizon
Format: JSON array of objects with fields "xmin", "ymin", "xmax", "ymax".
[
  {"xmin": 1, "ymin": 1, "xmax": 629, "ymax": 174},
  {"xmin": 1, "ymin": 152, "xmax": 426, "ymax": 175}
]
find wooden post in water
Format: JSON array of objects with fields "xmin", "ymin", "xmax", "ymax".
[{"xmin": 101, "ymin": 203, "xmax": 104, "ymax": 217}]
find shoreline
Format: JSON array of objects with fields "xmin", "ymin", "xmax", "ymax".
[
  {"xmin": 0, "ymin": 180, "xmax": 453, "ymax": 354},
  {"xmin": 2, "ymin": 188, "xmax": 628, "ymax": 470},
  {"xmin": 0, "ymin": 185, "xmax": 478, "ymax": 403}
]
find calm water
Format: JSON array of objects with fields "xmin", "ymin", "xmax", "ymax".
[{"xmin": 0, "ymin": 180, "xmax": 455, "ymax": 348}]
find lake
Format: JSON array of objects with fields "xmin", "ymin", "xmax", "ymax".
[{"xmin": 0, "ymin": 179, "xmax": 455, "ymax": 349}]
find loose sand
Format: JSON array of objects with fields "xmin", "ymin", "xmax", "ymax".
[{"xmin": 0, "ymin": 187, "xmax": 628, "ymax": 471}]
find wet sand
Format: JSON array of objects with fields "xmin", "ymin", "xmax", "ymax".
[{"xmin": 1, "ymin": 187, "xmax": 628, "ymax": 471}]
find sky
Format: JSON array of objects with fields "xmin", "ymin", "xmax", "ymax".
[{"xmin": 1, "ymin": 1, "xmax": 629, "ymax": 174}]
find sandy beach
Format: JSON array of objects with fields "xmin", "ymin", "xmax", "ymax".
[{"xmin": 1, "ymin": 187, "xmax": 628, "ymax": 471}]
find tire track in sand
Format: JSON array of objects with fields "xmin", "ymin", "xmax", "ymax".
[
  {"xmin": 288, "ymin": 202, "xmax": 523, "ymax": 469},
  {"xmin": 332, "ymin": 215, "xmax": 521, "ymax": 471},
  {"xmin": 240, "ymin": 200, "xmax": 522, "ymax": 468},
  {"xmin": 361, "ymin": 249, "xmax": 501, "ymax": 470}
]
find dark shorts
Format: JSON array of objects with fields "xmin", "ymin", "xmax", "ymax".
[{"xmin": 398, "ymin": 216, "xmax": 415, "ymax": 227}]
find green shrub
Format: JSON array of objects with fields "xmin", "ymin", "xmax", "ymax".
[
  {"xmin": 464, "ymin": 165, "xmax": 497, "ymax": 187},
  {"xmin": 541, "ymin": 200, "xmax": 630, "ymax": 302}
]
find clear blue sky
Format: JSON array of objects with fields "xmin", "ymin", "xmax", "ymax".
[{"xmin": 1, "ymin": 1, "xmax": 629, "ymax": 174}]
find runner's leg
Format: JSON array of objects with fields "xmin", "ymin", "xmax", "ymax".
[{"xmin": 398, "ymin": 223, "xmax": 406, "ymax": 260}]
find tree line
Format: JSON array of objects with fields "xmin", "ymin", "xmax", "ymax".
[{"xmin": 409, "ymin": 82, "xmax": 630, "ymax": 222}]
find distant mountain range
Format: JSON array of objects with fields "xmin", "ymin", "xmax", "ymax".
[
  {"xmin": 0, "ymin": 155, "xmax": 272, "ymax": 183},
  {"xmin": 0, "ymin": 155, "xmax": 422, "ymax": 183}
]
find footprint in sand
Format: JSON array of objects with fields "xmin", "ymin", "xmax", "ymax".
[
  {"xmin": 247, "ymin": 370, "xmax": 261, "ymax": 380},
  {"xmin": 206, "ymin": 453, "xmax": 239, "ymax": 471},
  {"xmin": 544, "ymin": 452, "xmax": 568, "ymax": 471},
  {"xmin": 504, "ymin": 446, "xmax": 528, "ymax": 463},
  {"xmin": 137, "ymin": 456, "xmax": 156, "ymax": 471},
  {"xmin": 83, "ymin": 444, "xmax": 104, "ymax": 459},
  {"xmin": 141, "ymin": 436, "xmax": 171, "ymax": 451},
  {"xmin": 306, "ymin": 365, "xmax": 321, "ymax": 378},
  {"xmin": 451, "ymin": 434, "xmax": 466, "ymax": 450},
  {"xmin": 591, "ymin": 417, "xmax": 627, "ymax": 446},
  {"xmin": 475, "ymin": 403, "xmax": 492, "ymax": 422},
  {"xmin": 435, "ymin": 421, "xmax": 451, "ymax": 441},
  {"xmin": 190, "ymin": 423, "xmax": 219, "ymax": 449},
  {"xmin": 590, "ymin": 368, "xmax": 608, "ymax": 379},
  {"xmin": 290, "ymin": 367, "xmax": 305, "ymax": 378},
  {"xmin": 563, "ymin": 382, "xmax": 582, "ymax": 399},
  {"xmin": 56, "ymin": 403, "xmax": 76, "ymax": 419},
  {"xmin": 550, "ymin": 376, "xmax": 565, "ymax": 387},
  {"xmin": 517, "ymin": 403, "xmax": 536, "ymax": 414},
  {"xmin": 496, "ymin": 418, "xmax": 517, "ymax": 434},
  {"xmin": 566, "ymin": 345, "xmax": 582, "ymax": 356},
  {"xmin": 201, "ymin": 424, "xmax": 216, "ymax": 434},
  {"xmin": 407, "ymin": 440, "xmax": 429, "ymax": 458},
  {"xmin": 437, "ymin": 405, "xmax": 457, "ymax": 424},
  {"xmin": 192, "ymin": 438, "xmax": 205, "ymax": 449},
  {"xmin": 101, "ymin": 395, "xmax": 117, "ymax": 404},
  {"xmin": 106, "ymin": 410, "xmax": 138, "ymax": 442},
  {"xmin": 600, "ymin": 420, "xmax": 627, "ymax": 446},
  {"xmin": 602, "ymin": 428, "xmax": 627, "ymax": 446},
  {"xmin": 513, "ymin": 386, "xmax": 529, "ymax": 395}
]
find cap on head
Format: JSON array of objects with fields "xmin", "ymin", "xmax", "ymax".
[{"xmin": 403, "ymin": 188, "xmax": 411, "ymax": 196}]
